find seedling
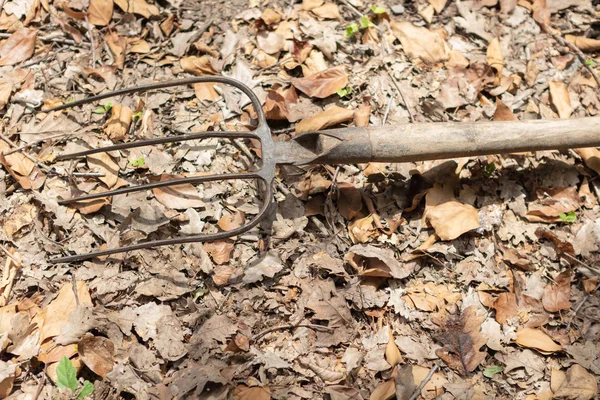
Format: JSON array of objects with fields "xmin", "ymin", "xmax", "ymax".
[
  {"xmin": 483, "ymin": 162, "xmax": 496, "ymax": 178},
  {"xmin": 559, "ymin": 211, "xmax": 577, "ymax": 223},
  {"xmin": 360, "ymin": 15, "xmax": 374, "ymax": 29},
  {"xmin": 585, "ymin": 59, "xmax": 596, "ymax": 67},
  {"xmin": 56, "ymin": 357, "xmax": 95, "ymax": 399},
  {"xmin": 129, "ymin": 157, "xmax": 145, "ymax": 167},
  {"xmin": 345, "ymin": 22, "xmax": 360, "ymax": 37},
  {"xmin": 483, "ymin": 365, "xmax": 503, "ymax": 378},
  {"xmin": 336, "ymin": 87, "xmax": 352, "ymax": 97},
  {"xmin": 132, "ymin": 111, "xmax": 143, "ymax": 119},
  {"xmin": 370, "ymin": 5, "xmax": 386, "ymax": 14},
  {"xmin": 93, "ymin": 101, "xmax": 113, "ymax": 114}
]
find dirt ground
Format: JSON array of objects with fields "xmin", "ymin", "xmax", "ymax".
[{"xmin": 0, "ymin": 0, "xmax": 599, "ymax": 399}]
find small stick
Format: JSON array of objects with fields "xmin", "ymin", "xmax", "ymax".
[
  {"xmin": 0, "ymin": 243, "xmax": 21, "ymax": 266},
  {"xmin": 0, "ymin": 133, "xmax": 50, "ymax": 173},
  {"xmin": 386, "ymin": 69, "xmax": 415, "ymax": 123},
  {"xmin": 253, "ymin": 323, "xmax": 334, "ymax": 341},
  {"xmin": 566, "ymin": 293, "xmax": 590, "ymax": 332},
  {"xmin": 85, "ymin": 17, "xmax": 97, "ymax": 68},
  {"xmin": 408, "ymin": 364, "xmax": 439, "ymax": 400}
]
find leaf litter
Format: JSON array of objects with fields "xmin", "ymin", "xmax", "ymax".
[{"xmin": 0, "ymin": 0, "xmax": 599, "ymax": 398}]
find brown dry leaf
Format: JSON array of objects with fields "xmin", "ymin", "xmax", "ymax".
[
  {"xmin": 113, "ymin": 0, "xmax": 159, "ymax": 18},
  {"xmin": 0, "ymin": 361, "xmax": 17, "ymax": 397},
  {"xmin": 435, "ymin": 306, "xmax": 487, "ymax": 375},
  {"xmin": 525, "ymin": 186, "xmax": 581, "ymax": 223},
  {"xmin": 263, "ymin": 86, "xmax": 298, "ymax": 121},
  {"xmin": 104, "ymin": 104, "xmax": 132, "ymax": 141},
  {"xmin": 194, "ymin": 82, "xmax": 219, "ymax": 101},
  {"xmin": 0, "ymin": 28, "xmax": 37, "ymax": 66},
  {"xmin": 261, "ymin": 8, "xmax": 281, "ymax": 25},
  {"xmin": 3, "ymin": 203, "xmax": 36, "ymax": 239},
  {"xmin": 302, "ymin": 0, "xmax": 324, "ymax": 10},
  {"xmin": 515, "ymin": 328, "xmax": 562, "ymax": 353},
  {"xmin": 212, "ymin": 265, "xmax": 235, "ymax": 286},
  {"xmin": 105, "ymin": 32, "xmax": 126, "ymax": 68},
  {"xmin": 291, "ymin": 65, "xmax": 348, "ymax": 98},
  {"xmin": 348, "ymin": 215, "xmax": 376, "ymax": 243},
  {"xmin": 151, "ymin": 174, "xmax": 204, "ymax": 210},
  {"xmin": 532, "ymin": 0, "xmax": 550, "ymax": 25},
  {"xmin": 536, "ymin": 227, "xmax": 576, "ymax": 256},
  {"xmin": 576, "ymin": 147, "xmax": 600, "ymax": 175},
  {"xmin": 78, "ymin": 335, "xmax": 115, "ymax": 378},
  {"xmin": 204, "ymin": 240, "xmax": 234, "ymax": 265},
  {"xmin": 493, "ymin": 98, "xmax": 518, "ymax": 121},
  {"xmin": 67, "ymin": 190, "xmax": 110, "ymax": 214},
  {"xmin": 403, "ymin": 282, "xmax": 461, "ymax": 311},
  {"xmin": 296, "ymin": 105, "xmax": 354, "ymax": 134},
  {"xmin": 419, "ymin": 4, "xmax": 434, "ymax": 23},
  {"xmin": 542, "ymin": 269, "xmax": 571, "ymax": 313},
  {"xmin": 0, "ymin": 140, "xmax": 45, "ymax": 190},
  {"xmin": 218, "ymin": 210, "xmax": 245, "ymax": 231},
  {"xmin": 549, "ymin": 81, "xmax": 572, "ymax": 119},
  {"xmin": 552, "ymin": 364, "xmax": 597, "ymax": 399},
  {"xmin": 35, "ymin": 282, "xmax": 92, "ymax": 344},
  {"xmin": 428, "ymin": 0, "xmax": 447, "ymax": 13},
  {"xmin": 345, "ymin": 244, "xmax": 414, "ymax": 280},
  {"xmin": 88, "ymin": 0, "xmax": 113, "ymax": 26},
  {"xmin": 565, "ymin": 35, "xmax": 600, "ymax": 52},
  {"xmin": 312, "ymin": 2, "xmax": 340, "ymax": 19},
  {"xmin": 180, "ymin": 55, "xmax": 218, "ymax": 76},
  {"xmin": 232, "ymin": 385, "xmax": 271, "ymax": 400},
  {"xmin": 129, "ymin": 39, "xmax": 150, "ymax": 53},
  {"xmin": 257, "ymin": 31, "xmax": 285, "ymax": 54},
  {"xmin": 385, "ymin": 327, "xmax": 403, "ymax": 366},
  {"xmin": 493, "ymin": 293, "xmax": 518, "ymax": 324},
  {"xmin": 354, "ymin": 104, "xmax": 371, "ymax": 127},
  {"xmin": 424, "ymin": 184, "xmax": 480, "ymax": 240},
  {"xmin": 369, "ymin": 379, "xmax": 396, "ymax": 400},
  {"xmin": 391, "ymin": 21, "xmax": 449, "ymax": 64},
  {"xmin": 87, "ymin": 153, "xmax": 120, "ymax": 189},
  {"xmin": 337, "ymin": 183, "xmax": 362, "ymax": 220},
  {"xmin": 487, "ymin": 37, "xmax": 503, "ymax": 78}
]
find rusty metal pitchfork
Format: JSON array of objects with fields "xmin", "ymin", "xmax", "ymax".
[{"xmin": 45, "ymin": 76, "xmax": 600, "ymax": 263}]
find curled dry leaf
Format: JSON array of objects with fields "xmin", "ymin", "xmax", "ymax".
[
  {"xmin": 218, "ymin": 210, "xmax": 245, "ymax": 231},
  {"xmin": 531, "ymin": 0, "xmax": 550, "ymax": 25},
  {"xmin": 487, "ymin": 37, "xmax": 503, "ymax": 78},
  {"xmin": 337, "ymin": 183, "xmax": 362, "ymax": 220},
  {"xmin": 566, "ymin": 35, "xmax": 600, "ymax": 52},
  {"xmin": 542, "ymin": 269, "xmax": 571, "ymax": 313},
  {"xmin": 78, "ymin": 335, "xmax": 115, "ymax": 378},
  {"xmin": 87, "ymin": 153, "xmax": 121, "ymax": 189},
  {"xmin": 345, "ymin": 244, "xmax": 413, "ymax": 279},
  {"xmin": 354, "ymin": 104, "xmax": 371, "ymax": 127},
  {"xmin": 296, "ymin": 105, "xmax": 354, "ymax": 134},
  {"xmin": 180, "ymin": 55, "xmax": 219, "ymax": 76},
  {"xmin": 113, "ymin": 0, "xmax": 159, "ymax": 18},
  {"xmin": 104, "ymin": 104, "xmax": 132, "ymax": 141},
  {"xmin": 549, "ymin": 81, "xmax": 572, "ymax": 119},
  {"xmin": 385, "ymin": 327, "xmax": 403, "ymax": 366},
  {"xmin": 263, "ymin": 86, "xmax": 298, "ymax": 121},
  {"xmin": 151, "ymin": 174, "xmax": 205, "ymax": 210},
  {"xmin": 105, "ymin": 32, "xmax": 127, "ymax": 68},
  {"xmin": 493, "ymin": 99, "xmax": 517, "ymax": 121},
  {"xmin": 370, "ymin": 379, "xmax": 396, "ymax": 400},
  {"xmin": 424, "ymin": 184, "xmax": 481, "ymax": 241},
  {"xmin": 88, "ymin": 0, "xmax": 113, "ymax": 26},
  {"xmin": 291, "ymin": 65, "xmax": 348, "ymax": 98},
  {"xmin": 257, "ymin": 31, "xmax": 285, "ymax": 54},
  {"xmin": 194, "ymin": 82, "xmax": 219, "ymax": 101},
  {"xmin": 204, "ymin": 240, "xmax": 234, "ymax": 265},
  {"xmin": 515, "ymin": 327, "xmax": 562, "ymax": 353},
  {"xmin": 428, "ymin": 0, "xmax": 447, "ymax": 13},
  {"xmin": 576, "ymin": 147, "xmax": 600, "ymax": 175},
  {"xmin": 0, "ymin": 140, "xmax": 45, "ymax": 190},
  {"xmin": 525, "ymin": 186, "xmax": 581, "ymax": 223},
  {"xmin": 212, "ymin": 264, "xmax": 235, "ymax": 286},
  {"xmin": 0, "ymin": 361, "xmax": 17, "ymax": 398},
  {"xmin": 391, "ymin": 22, "xmax": 449, "ymax": 64},
  {"xmin": 0, "ymin": 28, "xmax": 37, "ymax": 66},
  {"xmin": 348, "ymin": 215, "xmax": 376, "ymax": 243},
  {"xmin": 260, "ymin": 8, "xmax": 281, "ymax": 25}
]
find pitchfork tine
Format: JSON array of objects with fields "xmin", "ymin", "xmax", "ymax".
[{"xmin": 47, "ymin": 76, "xmax": 277, "ymax": 264}]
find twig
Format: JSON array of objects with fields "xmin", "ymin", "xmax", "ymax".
[
  {"xmin": 566, "ymin": 293, "xmax": 590, "ymax": 332},
  {"xmin": 2, "ymin": 131, "xmax": 77, "ymax": 156},
  {"xmin": 408, "ymin": 364, "xmax": 439, "ymax": 400},
  {"xmin": 338, "ymin": 0, "xmax": 363, "ymax": 18},
  {"xmin": 32, "ymin": 368, "xmax": 46, "ymax": 400},
  {"xmin": 562, "ymin": 252, "xmax": 600, "ymax": 276},
  {"xmin": 0, "ymin": 243, "xmax": 21, "ymax": 266},
  {"xmin": 382, "ymin": 94, "xmax": 394, "ymax": 125},
  {"xmin": 71, "ymin": 274, "xmax": 80, "ymax": 306},
  {"xmin": 253, "ymin": 323, "xmax": 334, "ymax": 341},
  {"xmin": 0, "ymin": 133, "xmax": 50, "ymax": 173},
  {"xmin": 386, "ymin": 69, "xmax": 415, "ymax": 123},
  {"xmin": 541, "ymin": 24, "xmax": 600, "ymax": 88},
  {"xmin": 85, "ymin": 17, "xmax": 97, "ymax": 68}
]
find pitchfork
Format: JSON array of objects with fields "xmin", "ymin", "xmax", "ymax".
[{"xmin": 44, "ymin": 76, "xmax": 600, "ymax": 263}]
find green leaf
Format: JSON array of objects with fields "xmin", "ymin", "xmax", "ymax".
[
  {"xmin": 370, "ymin": 5, "xmax": 386, "ymax": 14},
  {"xmin": 585, "ymin": 59, "xmax": 596, "ymax": 67},
  {"xmin": 56, "ymin": 356, "xmax": 78, "ymax": 391},
  {"xmin": 483, "ymin": 365, "xmax": 503, "ymax": 378},
  {"xmin": 77, "ymin": 381, "xmax": 95, "ymax": 398},
  {"xmin": 336, "ymin": 87, "xmax": 352, "ymax": 97},
  {"xmin": 93, "ymin": 101, "xmax": 113, "ymax": 114},
  {"xmin": 483, "ymin": 162, "xmax": 496, "ymax": 178},
  {"xmin": 132, "ymin": 111, "xmax": 143, "ymax": 119},
  {"xmin": 559, "ymin": 211, "xmax": 577, "ymax": 223},
  {"xmin": 360, "ymin": 15, "xmax": 374, "ymax": 29},
  {"xmin": 129, "ymin": 157, "xmax": 145, "ymax": 167},
  {"xmin": 345, "ymin": 22, "xmax": 360, "ymax": 37}
]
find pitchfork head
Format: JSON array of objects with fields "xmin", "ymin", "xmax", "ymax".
[{"xmin": 47, "ymin": 76, "xmax": 277, "ymax": 263}]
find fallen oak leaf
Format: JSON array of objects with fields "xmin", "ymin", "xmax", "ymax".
[
  {"xmin": 542, "ymin": 269, "xmax": 571, "ymax": 313},
  {"xmin": 204, "ymin": 240, "xmax": 234, "ymax": 265},
  {"xmin": 391, "ymin": 21, "xmax": 450, "ymax": 64},
  {"xmin": 291, "ymin": 65, "xmax": 348, "ymax": 98},
  {"xmin": 263, "ymin": 86, "xmax": 298, "ymax": 121},
  {"xmin": 423, "ymin": 184, "xmax": 481, "ymax": 240},
  {"xmin": 553, "ymin": 364, "xmax": 598, "ymax": 400},
  {"xmin": 88, "ymin": 0, "xmax": 113, "ymax": 26},
  {"xmin": 0, "ymin": 28, "xmax": 37, "ymax": 66},
  {"xmin": 181, "ymin": 55, "xmax": 219, "ymax": 76},
  {"xmin": 78, "ymin": 335, "xmax": 115, "ymax": 378}
]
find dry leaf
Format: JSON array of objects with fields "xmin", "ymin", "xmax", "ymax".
[
  {"xmin": 129, "ymin": 39, "xmax": 150, "ymax": 53},
  {"xmin": 194, "ymin": 82, "xmax": 219, "ymax": 101},
  {"xmin": 180, "ymin": 55, "xmax": 218, "ymax": 76},
  {"xmin": 302, "ymin": 0, "xmax": 324, "ymax": 10},
  {"xmin": 151, "ymin": 174, "xmax": 205, "ymax": 210},
  {"xmin": 105, "ymin": 32, "xmax": 126, "ymax": 68},
  {"xmin": 576, "ymin": 147, "xmax": 600, "ymax": 175},
  {"xmin": 354, "ymin": 104, "xmax": 371, "ymax": 127},
  {"xmin": 257, "ymin": 30, "xmax": 285, "ymax": 54},
  {"xmin": 542, "ymin": 269, "xmax": 571, "ymax": 313},
  {"xmin": 78, "ymin": 335, "xmax": 115, "ymax": 378},
  {"xmin": 263, "ymin": 86, "xmax": 298, "ymax": 121},
  {"xmin": 391, "ymin": 21, "xmax": 450, "ymax": 64},
  {"xmin": 260, "ymin": 8, "xmax": 281, "ymax": 25},
  {"xmin": 487, "ymin": 37, "xmax": 503, "ymax": 77},
  {"xmin": 87, "ymin": 152, "xmax": 120, "ymax": 189},
  {"xmin": 218, "ymin": 210, "xmax": 245, "ymax": 231},
  {"xmin": 0, "ymin": 361, "xmax": 16, "ymax": 398},
  {"xmin": 232, "ymin": 385, "xmax": 271, "ymax": 400},
  {"xmin": 3, "ymin": 203, "xmax": 36, "ymax": 239},
  {"xmin": 291, "ymin": 65, "xmax": 348, "ymax": 98},
  {"xmin": 549, "ymin": 81, "xmax": 572, "ymax": 119},
  {"xmin": 348, "ymin": 215, "xmax": 376, "ymax": 243},
  {"xmin": 532, "ymin": 0, "xmax": 550, "ymax": 25},
  {"xmin": 493, "ymin": 99, "xmax": 517, "ymax": 121},
  {"xmin": 493, "ymin": 293, "xmax": 518, "ymax": 324},
  {"xmin": 403, "ymin": 282, "xmax": 461, "ymax": 311},
  {"xmin": 88, "ymin": 0, "xmax": 113, "ymax": 26},
  {"xmin": 0, "ymin": 140, "xmax": 45, "ymax": 190},
  {"xmin": 435, "ymin": 306, "xmax": 487, "ymax": 375},
  {"xmin": 204, "ymin": 240, "xmax": 234, "ymax": 265},
  {"xmin": 526, "ymin": 186, "xmax": 581, "ymax": 223},
  {"xmin": 311, "ymin": 2, "xmax": 340, "ymax": 19},
  {"xmin": 419, "ymin": 4, "xmax": 434, "ymax": 23},
  {"xmin": 337, "ymin": 183, "xmax": 362, "ymax": 220},
  {"xmin": 369, "ymin": 379, "xmax": 396, "ymax": 400},
  {"xmin": 565, "ymin": 35, "xmax": 600, "ymax": 52},
  {"xmin": 345, "ymin": 244, "xmax": 413, "ymax": 280},
  {"xmin": 212, "ymin": 264, "xmax": 235, "ymax": 286},
  {"xmin": 515, "ymin": 328, "xmax": 562, "ymax": 353},
  {"xmin": 0, "ymin": 28, "xmax": 36, "ymax": 66},
  {"xmin": 552, "ymin": 364, "xmax": 597, "ymax": 400},
  {"xmin": 113, "ymin": 0, "xmax": 159, "ymax": 18},
  {"xmin": 104, "ymin": 104, "xmax": 132, "ymax": 141},
  {"xmin": 424, "ymin": 184, "xmax": 480, "ymax": 240},
  {"xmin": 296, "ymin": 105, "xmax": 354, "ymax": 134},
  {"xmin": 385, "ymin": 327, "xmax": 403, "ymax": 366},
  {"xmin": 428, "ymin": 0, "xmax": 447, "ymax": 12}
]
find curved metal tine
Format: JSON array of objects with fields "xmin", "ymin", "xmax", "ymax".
[
  {"xmin": 58, "ymin": 172, "xmax": 261, "ymax": 204},
  {"xmin": 50, "ymin": 177, "xmax": 274, "ymax": 264},
  {"xmin": 56, "ymin": 131, "xmax": 261, "ymax": 161}
]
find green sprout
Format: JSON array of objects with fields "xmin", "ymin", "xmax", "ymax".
[
  {"xmin": 93, "ymin": 101, "xmax": 113, "ymax": 114},
  {"xmin": 370, "ymin": 5, "xmax": 386, "ymax": 14},
  {"xmin": 559, "ymin": 211, "xmax": 577, "ymax": 223},
  {"xmin": 132, "ymin": 111, "xmax": 143, "ymax": 119},
  {"xmin": 360, "ymin": 15, "xmax": 374, "ymax": 29},
  {"xmin": 345, "ymin": 22, "xmax": 360, "ymax": 37},
  {"xmin": 56, "ymin": 357, "xmax": 95, "ymax": 398},
  {"xmin": 483, "ymin": 162, "xmax": 496, "ymax": 178},
  {"xmin": 585, "ymin": 59, "xmax": 596, "ymax": 67},
  {"xmin": 336, "ymin": 87, "xmax": 352, "ymax": 97},
  {"xmin": 129, "ymin": 157, "xmax": 145, "ymax": 167}
]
